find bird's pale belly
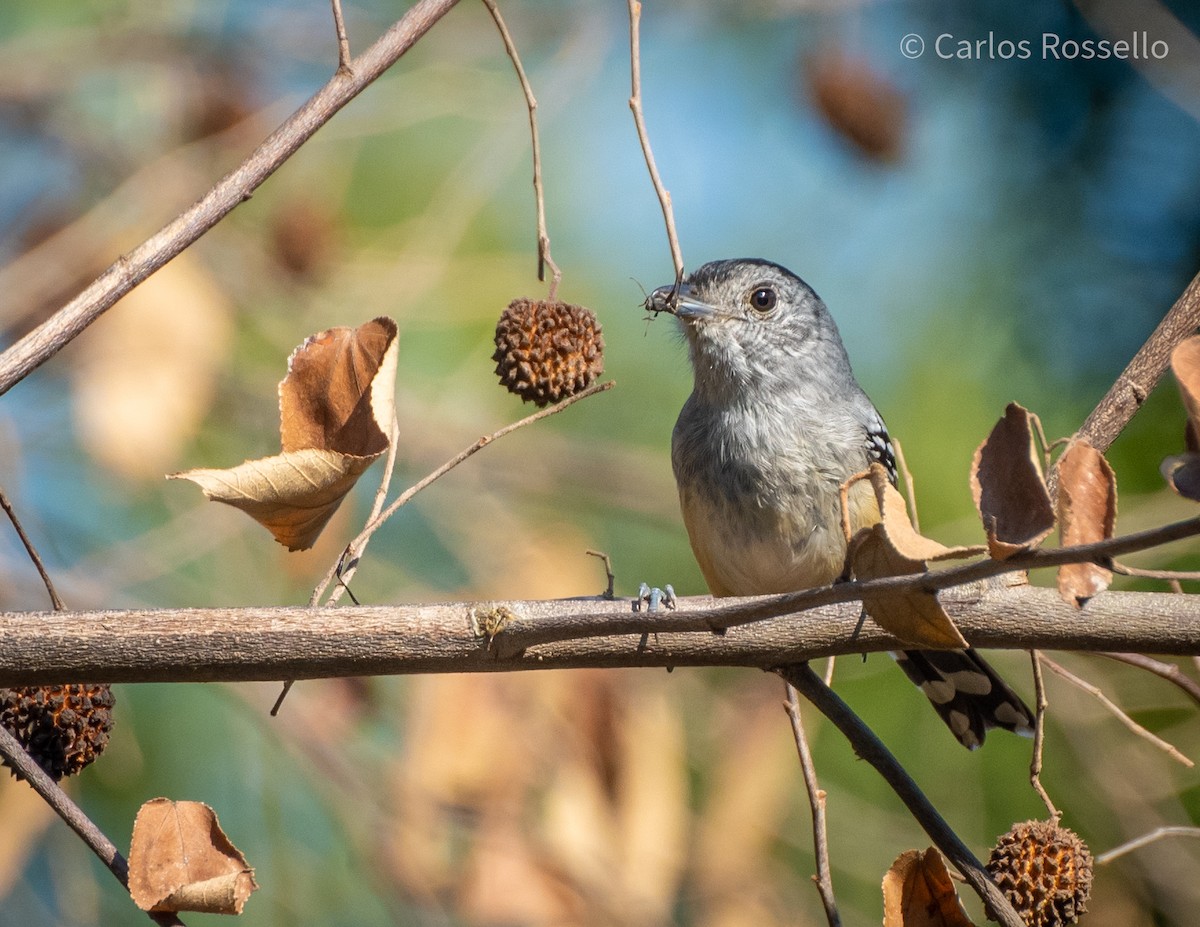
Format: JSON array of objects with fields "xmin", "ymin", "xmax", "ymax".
[{"xmin": 676, "ymin": 481, "xmax": 873, "ymax": 597}]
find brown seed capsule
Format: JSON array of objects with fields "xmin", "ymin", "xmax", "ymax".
[
  {"xmin": 986, "ymin": 819, "xmax": 1093, "ymax": 927},
  {"xmin": 493, "ymin": 298, "xmax": 604, "ymax": 407},
  {"xmin": 0, "ymin": 684, "xmax": 116, "ymax": 781}
]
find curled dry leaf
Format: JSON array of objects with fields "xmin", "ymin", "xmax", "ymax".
[
  {"xmin": 171, "ymin": 317, "xmax": 398, "ymax": 550},
  {"xmin": 850, "ymin": 464, "xmax": 974, "ymax": 649},
  {"xmin": 970, "ymin": 403, "xmax": 1055, "ymax": 560},
  {"xmin": 1056, "ymin": 440, "xmax": 1117, "ymax": 606},
  {"xmin": 1163, "ymin": 337, "xmax": 1200, "ymax": 501},
  {"xmin": 883, "ymin": 848, "xmax": 977, "ymax": 927},
  {"xmin": 128, "ymin": 798, "xmax": 258, "ymax": 914}
]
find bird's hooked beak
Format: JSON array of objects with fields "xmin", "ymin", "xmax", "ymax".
[{"xmin": 647, "ymin": 282, "xmax": 720, "ymax": 321}]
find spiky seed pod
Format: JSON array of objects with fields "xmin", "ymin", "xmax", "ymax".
[
  {"xmin": 986, "ymin": 819, "xmax": 1093, "ymax": 927},
  {"xmin": 0, "ymin": 684, "xmax": 115, "ymax": 781},
  {"xmin": 493, "ymin": 298, "xmax": 604, "ymax": 407}
]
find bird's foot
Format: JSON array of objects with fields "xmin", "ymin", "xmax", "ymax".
[{"xmin": 634, "ymin": 582, "xmax": 676, "ymax": 612}]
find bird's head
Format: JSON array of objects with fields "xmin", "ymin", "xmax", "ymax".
[{"xmin": 648, "ymin": 258, "xmax": 853, "ymax": 399}]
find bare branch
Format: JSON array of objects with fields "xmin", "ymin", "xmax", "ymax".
[
  {"xmin": 1101, "ymin": 652, "xmax": 1200, "ymax": 707},
  {"xmin": 1110, "ymin": 560, "xmax": 1200, "ymax": 582},
  {"xmin": 1040, "ymin": 653, "xmax": 1194, "ymax": 768},
  {"xmin": 312, "ymin": 379, "xmax": 614, "ymax": 606},
  {"xmin": 1028, "ymin": 650, "xmax": 1060, "ymax": 821},
  {"xmin": 1097, "ymin": 826, "xmax": 1200, "ymax": 865},
  {"xmin": 496, "ymin": 515, "xmax": 1200, "ymax": 653},
  {"xmin": 0, "ymin": 0, "xmax": 463, "ymax": 397},
  {"xmin": 778, "ymin": 664, "xmax": 1025, "ymax": 927},
  {"xmin": 0, "ymin": 726, "xmax": 185, "ymax": 927},
  {"xmin": 627, "ymin": 0, "xmax": 684, "ymax": 288},
  {"xmin": 481, "ymin": 0, "xmax": 562, "ymax": 297},
  {"xmin": 271, "ymin": 380, "xmax": 614, "ymax": 714},
  {"xmin": 784, "ymin": 683, "xmax": 841, "ymax": 927},
  {"xmin": 6, "ymin": 584, "xmax": 1200, "ymax": 687},
  {"xmin": 331, "ymin": 0, "xmax": 353, "ymax": 73},
  {"xmin": 0, "ymin": 485, "xmax": 64, "ymax": 610}
]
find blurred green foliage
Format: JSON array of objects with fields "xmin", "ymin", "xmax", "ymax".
[{"xmin": 2, "ymin": 1, "xmax": 1200, "ymax": 925}]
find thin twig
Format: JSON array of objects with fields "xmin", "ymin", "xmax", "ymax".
[
  {"xmin": 0, "ymin": 485, "xmax": 65, "ymax": 610},
  {"xmin": 481, "ymin": 0, "xmax": 561, "ymax": 297},
  {"xmin": 783, "ymin": 682, "xmax": 841, "ymax": 927},
  {"xmin": 585, "ymin": 549, "xmax": 615, "ymax": 599},
  {"xmin": 1039, "ymin": 653, "xmax": 1194, "ymax": 767},
  {"xmin": 1028, "ymin": 650, "xmax": 1060, "ymax": 820},
  {"xmin": 330, "ymin": 0, "xmax": 352, "ymax": 73},
  {"xmin": 822, "ymin": 656, "xmax": 836, "ymax": 686},
  {"xmin": 270, "ymin": 380, "xmax": 616, "ymax": 715},
  {"xmin": 1097, "ymin": 826, "xmax": 1200, "ymax": 864},
  {"xmin": 778, "ymin": 664, "xmax": 1026, "ymax": 927},
  {"xmin": 1100, "ymin": 652, "xmax": 1200, "ymax": 707},
  {"xmin": 0, "ymin": 0, "xmax": 463, "ymax": 398},
  {"xmin": 316, "ymin": 379, "xmax": 614, "ymax": 603},
  {"xmin": 1110, "ymin": 559, "xmax": 1200, "ymax": 582},
  {"xmin": 0, "ymin": 726, "xmax": 186, "ymax": 926},
  {"xmin": 627, "ymin": 0, "xmax": 684, "ymax": 289}
]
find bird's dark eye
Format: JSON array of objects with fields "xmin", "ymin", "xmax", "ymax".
[{"xmin": 749, "ymin": 286, "xmax": 777, "ymax": 313}]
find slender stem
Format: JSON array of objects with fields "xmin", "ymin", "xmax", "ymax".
[
  {"xmin": 0, "ymin": 485, "xmax": 64, "ymax": 611},
  {"xmin": 481, "ymin": 0, "xmax": 561, "ymax": 297},
  {"xmin": 778, "ymin": 664, "xmax": 1026, "ymax": 927},
  {"xmin": 891, "ymin": 437, "xmax": 919, "ymax": 533},
  {"xmin": 1097, "ymin": 826, "xmax": 1200, "ymax": 864},
  {"xmin": 627, "ymin": 0, "xmax": 684, "ymax": 289},
  {"xmin": 1100, "ymin": 652, "xmax": 1200, "ymax": 707},
  {"xmin": 1040, "ymin": 653, "xmax": 1194, "ymax": 767},
  {"xmin": 783, "ymin": 682, "xmax": 841, "ymax": 927},
  {"xmin": 330, "ymin": 0, "xmax": 352, "ymax": 73},
  {"xmin": 1028, "ymin": 651, "xmax": 1060, "ymax": 820},
  {"xmin": 1109, "ymin": 559, "xmax": 1200, "ymax": 582},
  {"xmin": 0, "ymin": 726, "xmax": 185, "ymax": 926},
  {"xmin": 271, "ymin": 380, "xmax": 615, "ymax": 715}
]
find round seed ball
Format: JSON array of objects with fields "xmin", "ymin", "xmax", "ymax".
[
  {"xmin": 986, "ymin": 819, "xmax": 1093, "ymax": 927},
  {"xmin": 0, "ymin": 684, "xmax": 115, "ymax": 781},
  {"xmin": 493, "ymin": 298, "xmax": 604, "ymax": 407}
]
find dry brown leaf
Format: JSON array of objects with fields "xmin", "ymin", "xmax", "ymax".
[
  {"xmin": 970, "ymin": 403, "xmax": 1055, "ymax": 560},
  {"xmin": 1056, "ymin": 440, "xmax": 1117, "ymax": 605},
  {"xmin": 1171, "ymin": 335, "xmax": 1200, "ymax": 426},
  {"xmin": 128, "ymin": 798, "xmax": 258, "ymax": 914},
  {"xmin": 863, "ymin": 464, "xmax": 984, "ymax": 563},
  {"xmin": 883, "ymin": 848, "xmax": 977, "ymax": 927},
  {"xmin": 852, "ymin": 527, "xmax": 969, "ymax": 649},
  {"xmin": 847, "ymin": 465, "xmax": 972, "ymax": 649},
  {"xmin": 171, "ymin": 317, "xmax": 398, "ymax": 550}
]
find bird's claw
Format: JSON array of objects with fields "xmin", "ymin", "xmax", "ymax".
[{"xmin": 634, "ymin": 582, "xmax": 676, "ymax": 612}]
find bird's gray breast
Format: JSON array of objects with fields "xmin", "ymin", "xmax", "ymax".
[{"xmin": 671, "ymin": 393, "xmax": 866, "ymax": 594}]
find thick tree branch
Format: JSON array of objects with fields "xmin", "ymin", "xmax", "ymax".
[
  {"xmin": 0, "ymin": 0, "xmax": 462, "ymax": 397},
  {"xmin": 496, "ymin": 515, "xmax": 1200, "ymax": 653},
  {"xmin": 779, "ymin": 664, "xmax": 1025, "ymax": 927},
  {"xmin": 2, "ymin": 583, "xmax": 1200, "ymax": 687}
]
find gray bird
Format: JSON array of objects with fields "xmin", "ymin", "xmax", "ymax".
[{"xmin": 652, "ymin": 257, "xmax": 1034, "ymax": 748}]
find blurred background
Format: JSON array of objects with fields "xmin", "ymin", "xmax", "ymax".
[{"xmin": 2, "ymin": 0, "xmax": 1200, "ymax": 924}]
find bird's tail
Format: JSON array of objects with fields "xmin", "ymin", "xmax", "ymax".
[{"xmin": 894, "ymin": 649, "xmax": 1035, "ymax": 749}]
